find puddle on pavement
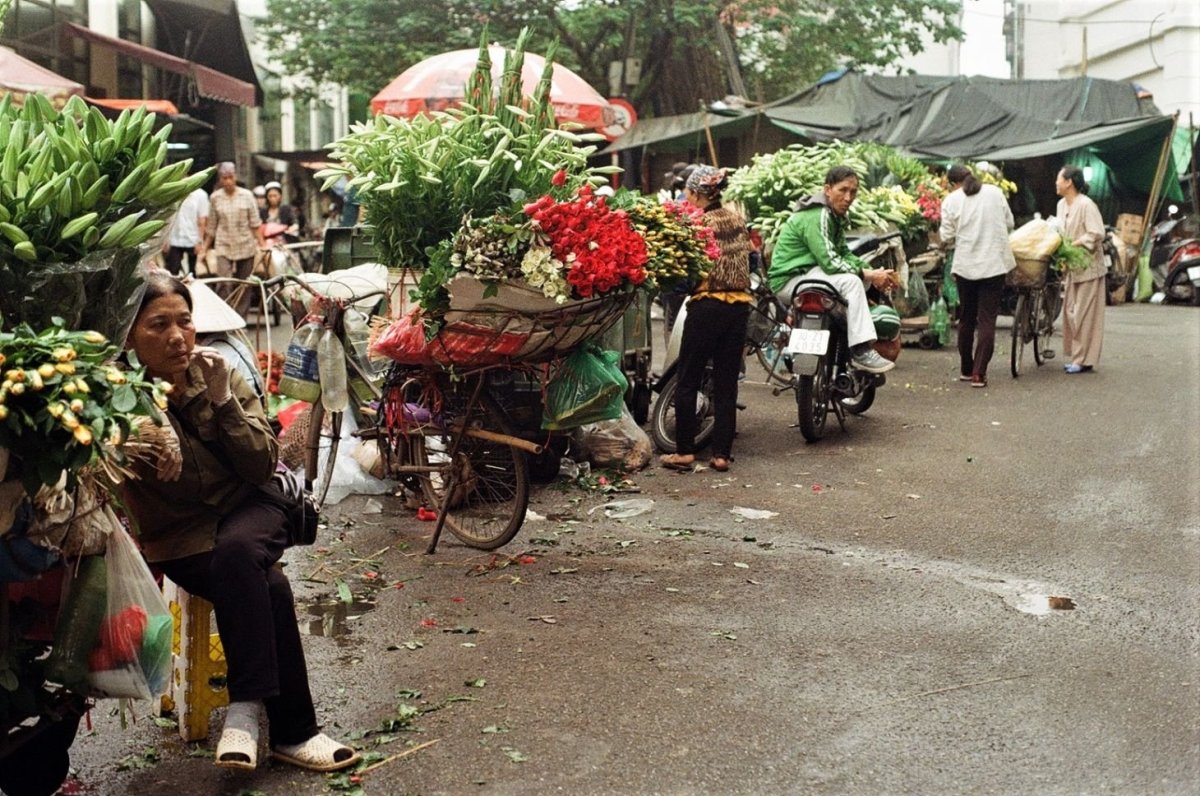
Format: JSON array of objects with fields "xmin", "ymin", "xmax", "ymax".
[
  {"xmin": 841, "ymin": 549, "xmax": 1081, "ymax": 617},
  {"xmin": 1010, "ymin": 594, "xmax": 1076, "ymax": 615},
  {"xmin": 298, "ymin": 597, "xmax": 377, "ymax": 638}
]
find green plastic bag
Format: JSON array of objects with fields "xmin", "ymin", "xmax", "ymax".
[
  {"xmin": 543, "ymin": 345, "xmax": 628, "ymax": 431},
  {"xmin": 942, "ymin": 253, "xmax": 959, "ymax": 308},
  {"xmin": 1135, "ymin": 254, "xmax": 1154, "ymax": 302}
]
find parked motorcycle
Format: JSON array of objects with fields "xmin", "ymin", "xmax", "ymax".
[
  {"xmin": 647, "ymin": 258, "xmax": 776, "ymax": 453},
  {"xmin": 775, "ymin": 232, "xmax": 905, "ymax": 442},
  {"xmin": 1147, "ymin": 207, "xmax": 1200, "ymax": 305}
]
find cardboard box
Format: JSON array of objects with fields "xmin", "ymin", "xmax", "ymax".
[{"xmin": 1116, "ymin": 213, "xmax": 1144, "ymax": 246}]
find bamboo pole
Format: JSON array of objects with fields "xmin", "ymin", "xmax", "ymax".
[
  {"xmin": 1135, "ymin": 112, "xmax": 1179, "ymax": 257},
  {"xmin": 704, "ymin": 115, "xmax": 719, "ymax": 168},
  {"xmin": 1190, "ymin": 112, "xmax": 1199, "ymax": 218}
]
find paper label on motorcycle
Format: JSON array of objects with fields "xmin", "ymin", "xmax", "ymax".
[
  {"xmin": 1187, "ymin": 265, "xmax": 1200, "ymax": 283},
  {"xmin": 787, "ymin": 328, "xmax": 830, "ymax": 356}
]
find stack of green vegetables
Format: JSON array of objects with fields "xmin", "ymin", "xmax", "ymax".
[
  {"xmin": 1053, "ymin": 239, "xmax": 1093, "ymax": 273},
  {"xmin": 318, "ymin": 29, "xmax": 617, "ymax": 316},
  {"xmin": 725, "ymin": 140, "xmax": 941, "ymax": 247},
  {"xmin": 0, "ymin": 93, "xmax": 211, "ymax": 339}
]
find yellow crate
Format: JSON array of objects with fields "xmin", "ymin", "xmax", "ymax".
[{"xmin": 161, "ymin": 581, "xmax": 228, "ymax": 742}]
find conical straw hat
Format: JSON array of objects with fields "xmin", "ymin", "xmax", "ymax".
[{"xmin": 187, "ymin": 279, "xmax": 246, "ymax": 333}]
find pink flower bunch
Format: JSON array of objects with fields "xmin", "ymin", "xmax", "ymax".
[
  {"xmin": 662, "ymin": 200, "xmax": 721, "ymax": 261},
  {"xmin": 915, "ymin": 183, "xmax": 944, "ymax": 225},
  {"xmin": 523, "ymin": 186, "xmax": 648, "ymax": 299}
]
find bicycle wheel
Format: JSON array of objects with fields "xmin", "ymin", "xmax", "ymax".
[
  {"xmin": 416, "ymin": 392, "xmax": 529, "ymax": 550},
  {"xmin": 753, "ymin": 324, "xmax": 793, "ymax": 387},
  {"xmin": 304, "ymin": 401, "xmax": 341, "ymax": 507},
  {"xmin": 1034, "ymin": 282, "xmax": 1062, "ymax": 366},
  {"xmin": 1010, "ymin": 292, "xmax": 1032, "ymax": 379}
]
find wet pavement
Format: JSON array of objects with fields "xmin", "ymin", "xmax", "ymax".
[{"xmin": 60, "ymin": 303, "xmax": 1200, "ymax": 795}]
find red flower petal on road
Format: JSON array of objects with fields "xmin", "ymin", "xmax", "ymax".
[
  {"xmin": 518, "ymin": 555, "xmax": 538, "ymax": 565},
  {"xmin": 451, "ymin": 596, "xmax": 466, "ymax": 603},
  {"xmin": 420, "ymin": 618, "xmax": 438, "ymax": 628},
  {"xmin": 811, "ymin": 484, "xmax": 823, "ymax": 493}
]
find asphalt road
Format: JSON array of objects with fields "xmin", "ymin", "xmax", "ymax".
[{"xmin": 65, "ymin": 303, "xmax": 1200, "ymax": 796}]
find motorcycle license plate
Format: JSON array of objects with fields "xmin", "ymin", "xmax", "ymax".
[
  {"xmin": 787, "ymin": 328, "xmax": 830, "ymax": 356},
  {"xmin": 1187, "ymin": 265, "xmax": 1200, "ymax": 284}
]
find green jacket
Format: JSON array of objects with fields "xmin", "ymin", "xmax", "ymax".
[
  {"xmin": 767, "ymin": 194, "xmax": 868, "ymax": 293},
  {"xmin": 121, "ymin": 363, "xmax": 278, "ymax": 563}
]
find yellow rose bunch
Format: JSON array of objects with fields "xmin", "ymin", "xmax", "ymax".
[{"xmin": 0, "ymin": 320, "xmax": 170, "ymax": 494}]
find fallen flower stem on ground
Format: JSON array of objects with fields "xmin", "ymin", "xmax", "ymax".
[
  {"xmin": 859, "ymin": 673, "xmax": 1034, "ymax": 712},
  {"xmin": 359, "ymin": 739, "xmax": 441, "ymax": 776}
]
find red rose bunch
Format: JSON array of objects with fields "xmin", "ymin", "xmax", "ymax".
[{"xmin": 523, "ymin": 186, "xmax": 648, "ymax": 299}]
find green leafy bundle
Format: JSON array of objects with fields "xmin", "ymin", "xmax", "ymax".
[
  {"xmin": 0, "ymin": 94, "xmax": 212, "ymax": 338},
  {"xmin": 1053, "ymin": 239, "xmax": 1093, "ymax": 273},
  {"xmin": 0, "ymin": 320, "xmax": 169, "ymax": 494},
  {"xmin": 317, "ymin": 28, "xmax": 618, "ymax": 271},
  {"xmin": 725, "ymin": 140, "xmax": 938, "ymax": 246}
]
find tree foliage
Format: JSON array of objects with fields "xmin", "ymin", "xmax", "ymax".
[{"xmin": 260, "ymin": 0, "xmax": 963, "ymax": 117}]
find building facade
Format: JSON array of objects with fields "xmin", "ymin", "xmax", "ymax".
[{"xmin": 1006, "ymin": 0, "xmax": 1200, "ymax": 119}]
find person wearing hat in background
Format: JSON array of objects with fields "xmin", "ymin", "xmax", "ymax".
[
  {"xmin": 659, "ymin": 165, "xmax": 753, "ymax": 474},
  {"xmin": 163, "ymin": 184, "xmax": 210, "ymax": 276},
  {"xmin": 207, "ymin": 163, "xmax": 264, "ymax": 316},
  {"xmin": 187, "ymin": 279, "xmax": 266, "ymax": 404},
  {"xmin": 252, "ymin": 185, "xmax": 267, "ymax": 214}
]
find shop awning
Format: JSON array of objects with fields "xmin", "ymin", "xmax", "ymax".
[
  {"xmin": 87, "ymin": 97, "xmax": 180, "ymax": 115},
  {"xmin": 143, "ymin": 0, "xmax": 262, "ymax": 104},
  {"xmin": 61, "ymin": 22, "xmax": 257, "ymax": 107},
  {"xmin": 0, "ymin": 45, "xmax": 84, "ymax": 108}
]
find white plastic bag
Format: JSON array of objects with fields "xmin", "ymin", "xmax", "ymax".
[
  {"xmin": 87, "ymin": 526, "xmax": 173, "ymax": 700},
  {"xmin": 283, "ymin": 263, "xmax": 388, "ymax": 311},
  {"xmin": 1009, "ymin": 219, "xmax": 1062, "ymax": 261},
  {"xmin": 571, "ymin": 404, "xmax": 653, "ymax": 471}
]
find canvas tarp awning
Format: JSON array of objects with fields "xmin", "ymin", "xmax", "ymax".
[
  {"xmin": 764, "ymin": 70, "xmax": 1182, "ymax": 200},
  {"xmin": 600, "ymin": 111, "xmax": 758, "ymax": 155}
]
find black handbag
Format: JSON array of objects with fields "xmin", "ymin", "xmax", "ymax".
[
  {"xmin": 257, "ymin": 465, "xmax": 320, "ymax": 547},
  {"xmin": 170, "ymin": 407, "xmax": 320, "ymax": 547}
]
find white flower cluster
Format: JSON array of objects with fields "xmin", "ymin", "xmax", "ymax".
[{"xmin": 520, "ymin": 246, "xmax": 570, "ymax": 304}]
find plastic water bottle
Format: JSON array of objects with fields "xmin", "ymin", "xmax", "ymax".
[
  {"xmin": 930, "ymin": 297, "xmax": 951, "ymax": 346},
  {"xmin": 277, "ymin": 318, "xmax": 322, "ymax": 403},
  {"xmin": 317, "ymin": 329, "xmax": 348, "ymax": 412}
]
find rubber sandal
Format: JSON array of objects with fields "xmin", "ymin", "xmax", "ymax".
[
  {"xmin": 215, "ymin": 727, "xmax": 258, "ymax": 770},
  {"xmin": 659, "ymin": 454, "xmax": 695, "ymax": 472},
  {"xmin": 271, "ymin": 733, "xmax": 361, "ymax": 773},
  {"xmin": 709, "ymin": 457, "xmax": 730, "ymax": 472}
]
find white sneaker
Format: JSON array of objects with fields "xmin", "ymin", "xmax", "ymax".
[{"xmin": 851, "ymin": 349, "xmax": 895, "ymax": 374}]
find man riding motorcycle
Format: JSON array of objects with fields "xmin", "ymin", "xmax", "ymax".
[{"xmin": 767, "ymin": 165, "xmax": 896, "ymax": 374}]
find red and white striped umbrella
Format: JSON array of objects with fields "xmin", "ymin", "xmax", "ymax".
[{"xmin": 370, "ymin": 47, "xmax": 612, "ymax": 131}]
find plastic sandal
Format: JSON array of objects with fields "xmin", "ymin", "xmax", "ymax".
[
  {"xmin": 215, "ymin": 727, "xmax": 258, "ymax": 770},
  {"xmin": 271, "ymin": 733, "xmax": 361, "ymax": 773},
  {"xmin": 659, "ymin": 454, "xmax": 695, "ymax": 472}
]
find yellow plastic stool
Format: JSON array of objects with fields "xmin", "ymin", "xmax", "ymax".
[{"xmin": 161, "ymin": 580, "xmax": 228, "ymax": 742}]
